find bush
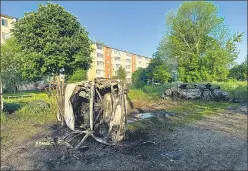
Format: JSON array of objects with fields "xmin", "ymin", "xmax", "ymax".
[
  {"xmin": 67, "ymin": 69, "xmax": 87, "ymax": 83},
  {"xmin": 228, "ymin": 60, "xmax": 247, "ymax": 81},
  {"xmin": 131, "ymin": 68, "xmax": 147, "ymax": 88}
]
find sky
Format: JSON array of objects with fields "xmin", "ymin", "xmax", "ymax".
[{"xmin": 1, "ymin": 1, "xmax": 247, "ymax": 64}]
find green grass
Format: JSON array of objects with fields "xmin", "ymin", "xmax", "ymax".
[
  {"xmin": 1, "ymin": 91, "xmax": 57, "ymax": 146},
  {"xmin": 128, "ymin": 89, "xmax": 156, "ymax": 101},
  {"xmin": 3, "ymin": 90, "xmax": 49, "ymax": 104},
  {"xmin": 165, "ymin": 100, "xmax": 238, "ymax": 124},
  {"xmin": 128, "ymin": 83, "xmax": 178, "ymax": 101},
  {"xmin": 212, "ymin": 81, "xmax": 247, "ymax": 100},
  {"xmin": 3, "ymin": 91, "xmax": 52, "ymax": 113}
]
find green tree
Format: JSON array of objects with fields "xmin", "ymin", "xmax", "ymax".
[
  {"xmin": 153, "ymin": 64, "xmax": 171, "ymax": 83},
  {"xmin": 229, "ymin": 58, "xmax": 247, "ymax": 81},
  {"xmin": 1, "ymin": 37, "xmax": 27, "ymax": 92},
  {"xmin": 156, "ymin": 1, "xmax": 243, "ymax": 82},
  {"xmin": 12, "ymin": 2, "xmax": 93, "ymax": 81},
  {"xmin": 145, "ymin": 56, "xmax": 171, "ymax": 84},
  {"xmin": 145, "ymin": 56, "xmax": 162, "ymax": 83},
  {"xmin": 67, "ymin": 69, "xmax": 87, "ymax": 83},
  {"xmin": 131, "ymin": 68, "xmax": 147, "ymax": 88},
  {"xmin": 114, "ymin": 66, "xmax": 127, "ymax": 80}
]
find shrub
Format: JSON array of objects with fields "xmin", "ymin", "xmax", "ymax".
[{"xmin": 67, "ymin": 69, "xmax": 87, "ymax": 83}]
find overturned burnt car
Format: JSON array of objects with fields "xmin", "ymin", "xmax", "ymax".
[
  {"xmin": 163, "ymin": 83, "xmax": 229, "ymax": 101},
  {"xmin": 46, "ymin": 78, "xmax": 128, "ymax": 149}
]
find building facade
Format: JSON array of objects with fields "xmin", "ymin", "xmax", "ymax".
[
  {"xmin": 1, "ymin": 14, "xmax": 17, "ymax": 44},
  {"xmin": 87, "ymin": 43, "xmax": 151, "ymax": 82}
]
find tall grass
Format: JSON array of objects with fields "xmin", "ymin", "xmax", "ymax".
[
  {"xmin": 129, "ymin": 83, "xmax": 177, "ymax": 101},
  {"xmin": 212, "ymin": 81, "xmax": 247, "ymax": 100}
]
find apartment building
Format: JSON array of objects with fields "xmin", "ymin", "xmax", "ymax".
[
  {"xmin": 1, "ymin": 14, "xmax": 17, "ymax": 44},
  {"xmin": 87, "ymin": 43, "xmax": 152, "ymax": 82}
]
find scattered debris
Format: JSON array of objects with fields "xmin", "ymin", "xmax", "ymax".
[
  {"xmin": 1, "ymin": 165, "xmax": 15, "ymax": 170},
  {"xmin": 35, "ymin": 137, "xmax": 72, "ymax": 148},
  {"xmin": 128, "ymin": 112, "xmax": 170, "ymax": 123},
  {"xmin": 139, "ymin": 141, "xmax": 156, "ymax": 146}
]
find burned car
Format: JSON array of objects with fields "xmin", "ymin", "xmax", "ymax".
[
  {"xmin": 163, "ymin": 83, "xmax": 229, "ymax": 101},
  {"xmin": 45, "ymin": 78, "xmax": 128, "ymax": 149}
]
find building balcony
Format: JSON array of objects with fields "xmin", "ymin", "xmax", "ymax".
[{"xmin": 96, "ymin": 48, "xmax": 104, "ymax": 54}]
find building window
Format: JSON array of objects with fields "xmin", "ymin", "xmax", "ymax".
[
  {"xmin": 97, "ymin": 53, "xmax": 104, "ymax": 58},
  {"xmin": 126, "ymin": 65, "xmax": 130, "ymax": 69},
  {"xmin": 1, "ymin": 19, "xmax": 8, "ymax": 26},
  {"xmin": 116, "ymin": 64, "xmax": 120, "ymax": 68},
  {"xmin": 115, "ymin": 57, "xmax": 120, "ymax": 61},
  {"xmin": 97, "ymin": 61, "xmax": 103, "ymax": 66},
  {"xmin": 96, "ymin": 43, "xmax": 103, "ymax": 50},
  {"xmin": 126, "ymin": 59, "xmax": 131, "ymax": 63},
  {"xmin": 2, "ymin": 32, "xmax": 10, "ymax": 40},
  {"xmin": 96, "ymin": 70, "xmax": 102, "ymax": 74},
  {"xmin": 114, "ymin": 49, "xmax": 121, "ymax": 55}
]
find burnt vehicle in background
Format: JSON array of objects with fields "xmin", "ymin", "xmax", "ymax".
[{"xmin": 163, "ymin": 83, "xmax": 230, "ymax": 101}]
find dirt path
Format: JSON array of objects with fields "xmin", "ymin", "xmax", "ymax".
[{"xmin": 1, "ymin": 104, "xmax": 247, "ymax": 170}]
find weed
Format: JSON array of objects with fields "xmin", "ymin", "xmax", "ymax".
[{"xmin": 128, "ymin": 89, "xmax": 156, "ymax": 101}]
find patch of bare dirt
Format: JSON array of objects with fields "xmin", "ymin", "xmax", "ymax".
[{"xmin": 1, "ymin": 103, "xmax": 247, "ymax": 170}]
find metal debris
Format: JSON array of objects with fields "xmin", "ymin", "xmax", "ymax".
[
  {"xmin": 127, "ymin": 112, "xmax": 169, "ymax": 123},
  {"xmin": 35, "ymin": 137, "xmax": 72, "ymax": 148}
]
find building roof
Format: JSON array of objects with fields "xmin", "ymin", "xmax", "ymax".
[
  {"xmin": 95, "ymin": 42, "xmax": 152, "ymax": 59},
  {"xmin": 0, "ymin": 14, "xmax": 17, "ymax": 20}
]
